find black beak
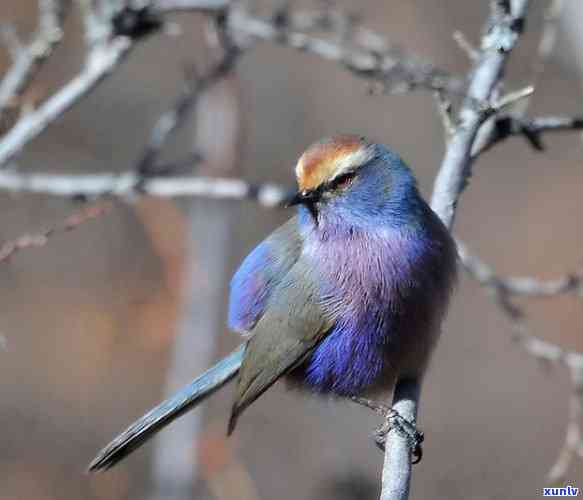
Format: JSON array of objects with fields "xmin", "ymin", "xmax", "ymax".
[{"xmin": 286, "ymin": 189, "xmax": 321, "ymax": 208}]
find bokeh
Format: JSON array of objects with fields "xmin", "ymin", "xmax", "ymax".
[{"xmin": 0, "ymin": 1, "xmax": 582, "ymax": 499}]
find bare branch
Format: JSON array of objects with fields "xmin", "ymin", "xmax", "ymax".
[
  {"xmin": 0, "ymin": 0, "xmax": 171, "ymax": 167},
  {"xmin": 459, "ymin": 239, "xmax": 583, "ymax": 369},
  {"xmin": 452, "ymin": 30, "xmax": 479, "ymax": 61},
  {"xmin": 457, "ymin": 239, "xmax": 583, "ymax": 298},
  {"xmin": 430, "ymin": 0, "xmax": 530, "ymax": 229},
  {"xmin": 458, "ymin": 239, "xmax": 583, "ymax": 483},
  {"xmin": 0, "ymin": 38, "xmax": 132, "ymax": 167},
  {"xmin": 530, "ymin": 0, "xmax": 564, "ymax": 100},
  {"xmin": 225, "ymin": 5, "xmax": 462, "ymax": 95},
  {"xmin": 0, "ymin": 170, "xmax": 292, "ymax": 206},
  {"xmin": 0, "ymin": 0, "xmax": 576, "ymax": 495},
  {"xmin": 382, "ymin": 2, "xmax": 531, "ymax": 498},
  {"xmin": 153, "ymin": 0, "xmax": 230, "ymax": 13},
  {"xmin": 0, "ymin": 1, "xmax": 460, "ymax": 170},
  {"xmin": 433, "ymin": 91, "xmax": 456, "ymax": 140},
  {"xmin": 0, "ymin": 24, "xmax": 24, "ymax": 61},
  {"xmin": 547, "ymin": 364, "xmax": 583, "ymax": 486},
  {"xmin": 0, "ymin": 0, "xmax": 70, "ymax": 121},
  {"xmin": 2, "ymin": 112, "xmax": 580, "ymax": 205},
  {"xmin": 137, "ymin": 19, "xmax": 241, "ymax": 176},
  {"xmin": 153, "ymin": 0, "xmax": 461, "ymax": 97},
  {"xmin": 489, "ymin": 85, "xmax": 534, "ymax": 114},
  {"xmin": 380, "ymin": 380, "xmax": 419, "ymax": 500},
  {"xmin": 0, "ymin": 0, "xmax": 138, "ymax": 167},
  {"xmin": 0, "ymin": 201, "xmax": 112, "ymax": 263},
  {"xmin": 472, "ymin": 114, "xmax": 583, "ymax": 157}
]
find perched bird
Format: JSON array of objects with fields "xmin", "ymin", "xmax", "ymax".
[{"xmin": 89, "ymin": 135, "xmax": 457, "ymax": 472}]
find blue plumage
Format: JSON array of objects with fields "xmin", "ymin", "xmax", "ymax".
[
  {"xmin": 89, "ymin": 136, "xmax": 457, "ymax": 471},
  {"xmin": 228, "ymin": 218, "xmax": 301, "ymax": 333},
  {"xmin": 232, "ymin": 142, "xmax": 456, "ymax": 399}
]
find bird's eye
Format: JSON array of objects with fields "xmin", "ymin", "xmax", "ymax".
[{"xmin": 331, "ymin": 172, "xmax": 356, "ymax": 190}]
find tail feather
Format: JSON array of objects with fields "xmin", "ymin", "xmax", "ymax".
[{"xmin": 88, "ymin": 344, "xmax": 245, "ymax": 472}]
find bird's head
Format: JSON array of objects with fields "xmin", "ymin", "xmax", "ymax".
[{"xmin": 289, "ymin": 135, "xmax": 420, "ymax": 226}]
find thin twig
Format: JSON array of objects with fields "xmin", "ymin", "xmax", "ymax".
[
  {"xmin": 457, "ymin": 239, "xmax": 581, "ymax": 361},
  {"xmin": 549, "ymin": 370, "xmax": 583, "ymax": 482},
  {"xmin": 380, "ymin": 2, "xmax": 532, "ymax": 499},
  {"xmin": 153, "ymin": 0, "xmax": 461, "ymax": 94},
  {"xmin": 472, "ymin": 114, "xmax": 583, "ymax": 157},
  {"xmin": 458, "ymin": 239, "xmax": 583, "ymax": 484},
  {"xmin": 154, "ymin": 0, "xmax": 461, "ymax": 95},
  {"xmin": 524, "ymin": 0, "xmax": 564, "ymax": 116},
  {"xmin": 0, "ymin": 201, "xmax": 112, "ymax": 263},
  {"xmin": 0, "ymin": 0, "xmax": 71, "ymax": 121},
  {"xmin": 547, "ymin": 364, "xmax": 583, "ymax": 486},
  {"xmin": 452, "ymin": 30, "xmax": 479, "ymax": 61},
  {"xmin": 0, "ymin": 38, "xmax": 131, "ymax": 167},
  {"xmin": 433, "ymin": 91, "xmax": 456, "ymax": 140},
  {"xmin": 0, "ymin": 0, "xmax": 137, "ymax": 168},
  {"xmin": 430, "ymin": 0, "xmax": 530, "ymax": 229},
  {"xmin": 489, "ymin": 85, "xmax": 534, "ymax": 114},
  {"xmin": 0, "ymin": 170, "xmax": 293, "ymax": 206},
  {"xmin": 0, "ymin": 0, "xmax": 577, "ymax": 494},
  {"xmin": 2, "ymin": 111, "xmax": 581, "ymax": 204},
  {"xmin": 380, "ymin": 380, "xmax": 419, "ymax": 500},
  {"xmin": 226, "ymin": 5, "xmax": 462, "ymax": 95},
  {"xmin": 457, "ymin": 239, "xmax": 583, "ymax": 298},
  {"xmin": 137, "ymin": 20, "xmax": 241, "ymax": 176},
  {"xmin": 154, "ymin": 0, "xmax": 230, "ymax": 12}
]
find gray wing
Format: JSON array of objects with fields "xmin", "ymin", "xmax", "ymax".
[
  {"xmin": 228, "ymin": 216, "xmax": 303, "ymax": 333},
  {"xmin": 227, "ymin": 260, "xmax": 333, "ymax": 434}
]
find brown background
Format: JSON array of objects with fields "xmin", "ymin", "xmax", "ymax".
[{"xmin": 0, "ymin": 1, "xmax": 582, "ymax": 499}]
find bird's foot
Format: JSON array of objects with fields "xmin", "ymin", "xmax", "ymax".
[
  {"xmin": 373, "ymin": 409, "xmax": 424, "ymax": 464},
  {"xmin": 350, "ymin": 397, "xmax": 424, "ymax": 464}
]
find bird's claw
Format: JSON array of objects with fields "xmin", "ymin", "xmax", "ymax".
[
  {"xmin": 373, "ymin": 409, "xmax": 424, "ymax": 464},
  {"xmin": 349, "ymin": 396, "xmax": 424, "ymax": 464}
]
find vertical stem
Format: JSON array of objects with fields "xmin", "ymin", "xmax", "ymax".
[
  {"xmin": 381, "ymin": 2, "xmax": 530, "ymax": 499},
  {"xmin": 148, "ymin": 199, "xmax": 237, "ymax": 499},
  {"xmin": 380, "ymin": 380, "xmax": 420, "ymax": 500},
  {"xmin": 147, "ymin": 70, "xmax": 241, "ymax": 498}
]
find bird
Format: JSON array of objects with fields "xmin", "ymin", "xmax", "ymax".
[{"xmin": 89, "ymin": 135, "xmax": 457, "ymax": 472}]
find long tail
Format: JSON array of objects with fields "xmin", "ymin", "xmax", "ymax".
[{"xmin": 88, "ymin": 344, "xmax": 245, "ymax": 472}]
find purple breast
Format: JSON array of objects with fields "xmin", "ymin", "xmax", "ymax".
[{"xmin": 294, "ymin": 225, "xmax": 449, "ymax": 396}]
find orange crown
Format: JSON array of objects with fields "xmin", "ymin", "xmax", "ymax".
[{"xmin": 295, "ymin": 135, "xmax": 373, "ymax": 192}]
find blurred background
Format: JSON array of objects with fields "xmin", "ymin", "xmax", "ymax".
[{"xmin": 0, "ymin": 1, "xmax": 582, "ymax": 499}]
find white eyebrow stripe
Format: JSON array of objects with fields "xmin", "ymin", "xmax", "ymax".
[
  {"xmin": 328, "ymin": 148, "xmax": 374, "ymax": 181},
  {"xmin": 295, "ymin": 159, "xmax": 306, "ymax": 180}
]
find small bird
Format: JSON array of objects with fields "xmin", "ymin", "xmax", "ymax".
[{"xmin": 89, "ymin": 135, "xmax": 457, "ymax": 471}]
